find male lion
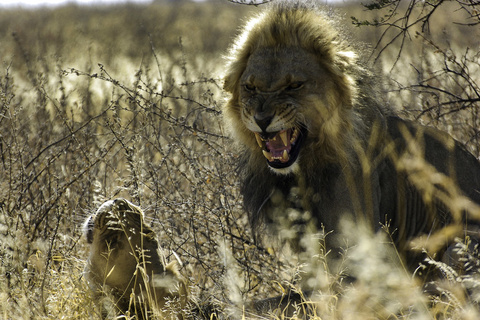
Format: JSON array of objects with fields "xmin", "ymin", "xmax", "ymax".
[
  {"xmin": 223, "ymin": 2, "xmax": 480, "ymax": 272},
  {"xmin": 83, "ymin": 198, "xmax": 187, "ymax": 319}
]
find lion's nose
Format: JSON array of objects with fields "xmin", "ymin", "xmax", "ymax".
[{"xmin": 254, "ymin": 114, "xmax": 273, "ymax": 132}]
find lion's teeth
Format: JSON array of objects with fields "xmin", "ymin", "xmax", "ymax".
[
  {"xmin": 254, "ymin": 133, "xmax": 263, "ymax": 148},
  {"xmin": 262, "ymin": 150, "xmax": 272, "ymax": 161},
  {"xmin": 280, "ymin": 131, "xmax": 288, "ymax": 146},
  {"xmin": 282, "ymin": 150, "xmax": 289, "ymax": 161},
  {"xmin": 291, "ymin": 128, "xmax": 299, "ymax": 143}
]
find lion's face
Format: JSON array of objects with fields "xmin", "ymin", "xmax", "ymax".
[{"xmin": 232, "ymin": 46, "xmax": 347, "ymax": 174}]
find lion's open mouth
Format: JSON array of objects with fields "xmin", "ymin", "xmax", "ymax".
[{"xmin": 254, "ymin": 127, "xmax": 306, "ymax": 169}]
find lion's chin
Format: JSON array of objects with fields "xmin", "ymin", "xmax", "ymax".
[
  {"xmin": 253, "ymin": 126, "xmax": 307, "ymax": 173},
  {"xmin": 269, "ymin": 160, "xmax": 300, "ymax": 175}
]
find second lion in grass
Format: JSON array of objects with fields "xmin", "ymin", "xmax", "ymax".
[{"xmin": 83, "ymin": 198, "xmax": 187, "ymax": 319}]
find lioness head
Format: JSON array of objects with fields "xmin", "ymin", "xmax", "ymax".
[
  {"xmin": 83, "ymin": 198, "xmax": 158, "ymax": 292},
  {"xmin": 83, "ymin": 198, "xmax": 187, "ymax": 317},
  {"xmin": 224, "ymin": 4, "xmax": 363, "ymax": 174}
]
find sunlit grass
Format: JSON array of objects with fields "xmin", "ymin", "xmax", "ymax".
[{"xmin": 0, "ymin": 1, "xmax": 479, "ymax": 319}]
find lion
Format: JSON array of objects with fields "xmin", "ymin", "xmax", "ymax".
[
  {"xmin": 83, "ymin": 198, "xmax": 187, "ymax": 319},
  {"xmin": 223, "ymin": 2, "xmax": 480, "ymax": 273}
]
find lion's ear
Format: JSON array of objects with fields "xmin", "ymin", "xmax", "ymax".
[
  {"xmin": 224, "ymin": 56, "xmax": 249, "ymax": 94},
  {"xmin": 223, "ymin": 64, "xmax": 245, "ymax": 94},
  {"xmin": 223, "ymin": 72, "xmax": 236, "ymax": 93}
]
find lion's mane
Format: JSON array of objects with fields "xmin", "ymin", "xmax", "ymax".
[{"xmin": 224, "ymin": 4, "xmax": 379, "ymax": 167}]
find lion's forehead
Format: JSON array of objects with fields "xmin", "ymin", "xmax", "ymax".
[
  {"xmin": 95, "ymin": 200, "xmax": 116, "ymax": 215},
  {"xmin": 241, "ymin": 47, "xmax": 322, "ymax": 89},
  {"xmin": 91, "ymin": 199, "xmax": 143, "ymax": 228},
  {"xmin": 82, "ymin": 200, "xmax": 116, "ymax": 237}
]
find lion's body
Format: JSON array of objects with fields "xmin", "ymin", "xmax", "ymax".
[
  {"xmin": 223, "ymin": 2, "xmax": 480, "ymax": 270},
  {"xmin": 83, "ymin": 198, "xmax": 187, "ymax": 319}
]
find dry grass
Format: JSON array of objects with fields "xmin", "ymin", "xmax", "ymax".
[{"xmin": 0, "ymin": 1, "xmax": 479, "ymax": 319}]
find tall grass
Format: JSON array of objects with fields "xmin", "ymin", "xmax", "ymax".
[{"xmin": 0, "ymin": 1, "xmax": 479, "ymax": 319}]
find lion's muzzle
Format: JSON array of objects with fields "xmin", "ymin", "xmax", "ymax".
[{"xmin": 254, "ymin": 126, "xmax": 306, "ymax": 169}]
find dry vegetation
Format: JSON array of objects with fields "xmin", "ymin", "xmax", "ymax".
[{"xmin": 0, "ymin": 0, "xmax": 479, "ymax": 319}]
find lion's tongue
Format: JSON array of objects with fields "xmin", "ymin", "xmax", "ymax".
[{"xmin": 265, "ymin": 131, "xmax": 292, "ymax": 163}]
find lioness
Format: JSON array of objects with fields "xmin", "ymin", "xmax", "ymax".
[
  {"xmin": 83, "ymin": 198, "xmax": 187, "ymax": 319},
  {"xmin": 223, "ymin": 1, "xmax": 480, "ymax": 272}
]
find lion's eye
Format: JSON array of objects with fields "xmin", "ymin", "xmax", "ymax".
[
  {"xmin": 286, "ymin": 82, "xmax": 304, "ymax": 90},
  {"xmin": 244, "ymin": 84, "xmax": 256, "ymax": 92}
]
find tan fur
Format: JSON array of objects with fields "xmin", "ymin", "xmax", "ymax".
[{"xmin": 83, "ymin": 198, "xmax": 187, "ymax": 319}]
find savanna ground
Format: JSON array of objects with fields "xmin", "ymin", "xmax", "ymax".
[{"xmin": 1, "ymin": 0, "xmax": 480, "ymax": 318}]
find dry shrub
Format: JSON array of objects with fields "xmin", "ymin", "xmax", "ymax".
[{"xmin": 0, "ymin": 1, "xmax": 479, "ymax": 319}]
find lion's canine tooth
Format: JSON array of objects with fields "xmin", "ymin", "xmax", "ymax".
[
  {"xmin": 282, "ymin": 150, "xmax": 289, "ymax": 161},
  {"xmin": 280, "ymin": 131, "xmax": 288, "ymax": 146},
  {"xmin": 254, "ymin": 133, "xmax": 263, "ymax": 148},
  {"xmin": 262, "ymin": 150, "xmax": 272, "ymax": 161},
  {"xmin": 291, "ymin": 128, "xmax": 299, "ymax": 143}
]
